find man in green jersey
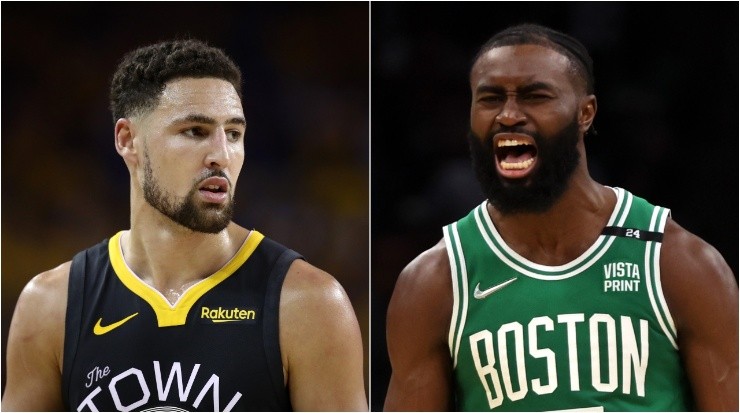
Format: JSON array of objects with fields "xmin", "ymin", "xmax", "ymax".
[{"xmin": 385, "ymin": 23, "xmax": 738, "ymax": 411}]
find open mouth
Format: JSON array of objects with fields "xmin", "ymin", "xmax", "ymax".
[
  {"xmin": 494, "ymin": 135, "xmax": 538, "ymax": 178},
  {"xmin": 198, "ymin": 176, "xmax": 228, "ymax": 193},
  {"xmin": 197, "ymin": 176, "xmax": 229, "ymax": 203},
  {"xmin": 200, "ymin": 184, "xmax": 226, "ymax": 193}
]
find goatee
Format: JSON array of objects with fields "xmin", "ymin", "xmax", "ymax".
[{"xmin": 142, "ymin": 154, "xmax": 234, "ymax": 234}]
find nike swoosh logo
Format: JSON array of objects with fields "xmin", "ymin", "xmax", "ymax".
[
  {"xmin": 473, "ymin": 277, "xmax": 518, "ymax": 299},
  {"xmin": 93, "ymin": 313, "xmax": 139, "ymax": 335}
]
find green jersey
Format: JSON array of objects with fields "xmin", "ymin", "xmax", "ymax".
[{"xmin": 444, "ymin": 187, "xmax": 693, "ymax": 411}]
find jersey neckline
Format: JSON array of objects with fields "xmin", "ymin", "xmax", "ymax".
[
  {"xmin": 476, "ymin": 186, "xmax": 631, "ymax": 280},
  {"xmin": 108, "ymin": 230, "xmax": 265, "ymax": 327}
]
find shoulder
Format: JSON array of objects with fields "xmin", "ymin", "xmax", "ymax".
[
  {"xmin": 9, "ymin": 261, "xmax": 71, "ymax": 368},
  {"xmin": 383, "ymin": 239, "xmax": 455, "ymax": 410},
  {"xmin": 658, "ymin": 215, "xmax": 738, "ymax": 409},
  {"xmin": 279, "ymin": 259, "xmax": 361, "ymax": 349},
  {"xmin": 280, "ymin": 259, "xmax": 351, "ymax": 309},
  {"xmin": 16, "ymin": 262, "xmax": 71, "ymax": 323},
  {"xmin": 388, "ymin": 238, "xmax": 452, "ymax": 339},
  {"xmin": 278, "ymin": 259, "xmax": 366, "ymax": 409},
  {"xmin": 392, "ymin": 238, "xmax": 452, "ymax": 310},
  {"xmin": 3, "ymin": 262, "xmax": 70, "ymax": 411},
  {"xmin": 659, "ymin": 218, "xmax": 737, "ymax": 332},
  {"xmin": 400, "ymin": 238, "xmax": 451, "ymax": 281}
]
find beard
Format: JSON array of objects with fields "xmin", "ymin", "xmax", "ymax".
[
  {"xmin": 469, "ymin": 116, "xmax": 581, "ymax": 215},
  {"xmin": 142, "ymin": 154, "xmax": 234, "ymax": 234}
]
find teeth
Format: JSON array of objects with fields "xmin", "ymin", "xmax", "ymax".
[
  {"xmin": 497, "ymin": 139, "xmax": 529, "ymax": 147},
  {"xmin": 500, "ymin": 158, "xmax": 535, "ymax": 170},
  {"xmin": 206, "ymin": 185, "xmax": 220, "ymax": 190}
]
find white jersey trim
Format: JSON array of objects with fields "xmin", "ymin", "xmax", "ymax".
[
  {"xmin": 444, "ymin": 223, "xmax": 470, "ymax": 368},
  {"xmin": 474, "ymin": 188, "xmax": 633, "ymax": 280},
  {"xmin": 444, "ymin": 225, "xmax": 461, "ymax": 361},
  {"xmin": 654, "ymin": 208, "xmax": 677, "ymax": 336},
  {"xmin": 644, "ymin": 207, "xmax": 678, "ymax": 349}
]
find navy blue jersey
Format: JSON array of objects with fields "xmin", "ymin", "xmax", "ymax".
[{"xmin": 62, "ymin": 230, "xmax": 299, "ymax": 412}]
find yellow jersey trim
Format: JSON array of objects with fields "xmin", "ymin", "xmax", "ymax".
[{"xmin": 108, "ymin": 230, "xmax": 265, "ymax": 327}]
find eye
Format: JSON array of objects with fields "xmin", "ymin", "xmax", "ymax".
[
  {"xmin": 478, "ymin": 94, "xmax": 505, "ymax": 103},
  {"xmin": 182, "ymin": 127, "xmax": 208, "ymax": 138},
  {"xmin": 522, "ymin": 93, "xmax": 551, "ymax": 102},
  {"xmin": 226, "ymin": 129, "xmax": 243, "ymax": 142}
]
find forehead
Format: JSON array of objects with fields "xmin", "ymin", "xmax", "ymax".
[
  {"xmin": 471, "ymin": 44, "xmax": 576, "ymax": 91},
  {"xmin": 153, "ymin": 77, "xmax": 243, "ymax": 120}
]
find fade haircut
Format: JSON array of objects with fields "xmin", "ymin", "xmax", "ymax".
[
  {"xmin": 109, "ymin": 39, "xmax": 242, "ymax": 124},
  {"xmin": 472, "ymin": 23, "xmax": 595, "ymax": 95}
]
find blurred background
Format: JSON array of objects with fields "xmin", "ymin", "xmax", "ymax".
[
  {"xmin": 2, "ymin": 2, "xmax": 368, "ymax": 398},
  {"xmin": 371, "ymin": 2, "xmax": 738, "ymax": 410}
]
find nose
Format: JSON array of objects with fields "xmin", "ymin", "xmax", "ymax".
[
  {"xmin": 495, "ymin": 96, "xmax": 526, "ymax": 127},
  {"xmin": 204, "ymin": 127, "xmax": 230, "ymax": 169}
]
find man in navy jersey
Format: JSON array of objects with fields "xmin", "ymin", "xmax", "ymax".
[{"xmin": 3, "ymin": 39, "xmax": 367, "ymax": 411}]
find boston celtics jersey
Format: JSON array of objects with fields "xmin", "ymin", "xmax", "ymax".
[
  {"xmin": 62, "ymin": 230, "xmax": 299, "ymax": 412},
  {"xmin": 443, "ymin": 187, "xmax": 693, "ymax": 411}
]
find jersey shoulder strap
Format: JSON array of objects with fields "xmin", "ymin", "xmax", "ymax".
[{"xmin": 62, "ymin": 238, "xmax": 109, "ymax": 408}]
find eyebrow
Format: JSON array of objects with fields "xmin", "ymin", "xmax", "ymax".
[
  {"xmin": 475, "ymin": 81, "xmax": 557, "ymax": 95},
  {"xmin": 170, "ymin": 114, "xmax": 247, "ymax": 127}
]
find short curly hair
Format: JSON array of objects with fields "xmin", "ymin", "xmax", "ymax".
[{"xmin": 109, "ymin": 39, "xmax": 242, "ymax": 124}]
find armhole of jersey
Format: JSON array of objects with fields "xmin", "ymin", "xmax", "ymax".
[
  {"xmin": 444, "ymin": 223, "xmax": 468, "ymax": 369},
  {"xmin": 645, "ymin": 207, "xmax": 679, "ymax": 349},
  {"xmin": 443, "ymin": 226, "xmax": 458, "ymax": 361},
  {"xmin": 62, "ymin": 250, "xmax": 87, "ymax": 410},
  {"xmin": 263, "ymin": 247, "xmax": 301, "ymax": 411}
]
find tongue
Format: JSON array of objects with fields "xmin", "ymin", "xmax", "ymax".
[{"xmin": 503, "ymin": 151, "xmax": 534, "ymax": 163}]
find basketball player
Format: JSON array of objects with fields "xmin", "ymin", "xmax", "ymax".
[
  {"xmin": 384, "ymin": 24, "xmax": 737, "ymax": 411},
  {"xmin": 3, "ymin": 39, "xmax": 367, "ymax": 411}
]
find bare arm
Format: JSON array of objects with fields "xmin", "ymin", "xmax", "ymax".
[
  {"xmin": 661, "ymin": 219, "xmax": 738, "ymax": 411},
  {"xmin": 2, "ymin": 262, "xmax": 70, "ymax": 411},
  {"xmin": 384, "ymin": 240, "xmax": 454, "ymax": 411},
  {"xmin": 280, "ymin": 260, "xmax": 367, "ymax": 411}
]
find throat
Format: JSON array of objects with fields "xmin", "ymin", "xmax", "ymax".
[
  {"xmin": 163, "ymin": 288, "xmax": 184, "ymax": 306},
  {"xmin": 152, "ymin": 279, "xmax": 203, "ymax": 306},
  {"xmin": 487, "ymin": 189, "xmax": 615, "ymax": 266},
  {"xmin": 510, "ymin": 237, "xmax": 593, "ymax": 266}
]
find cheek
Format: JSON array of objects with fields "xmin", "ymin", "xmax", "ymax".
[
  {"xmin": 538, "ymin": 106, "xmax": 578, "ymax": 136},
  {"xmin": 228, "ymin": 146, "xmax": 245, "ymax": 180},
  {"xmin": 470, "ymin": 106, "xmax": 497, "ymax": 133},
  {"xmin": 143, "ymin": 151, "xmax": 195, "ymax": 194},
  {"xmin": 150, "ymin": 161, "xmax": 185, "ymax": 193}
]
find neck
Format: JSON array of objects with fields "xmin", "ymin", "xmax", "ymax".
[
  {"xmin": 488, "ymin": 172, "xmax": 615, "ymax": 266},
  {"xmin": 122, "ymin": 196, "xmax": 248, "ymax": 301}
]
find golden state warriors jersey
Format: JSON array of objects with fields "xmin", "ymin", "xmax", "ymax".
[
  {"xmin": 62, "ymin": 230, "xmax": 299, "ymax": 411},
  {"xmin": 443, "ymin": 187, "xmax": 693, "ymax": 411}
]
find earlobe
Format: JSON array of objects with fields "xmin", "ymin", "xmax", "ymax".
[{"xmin": 115, "ymin": 118, "xmax": 138, "ymax": 165}]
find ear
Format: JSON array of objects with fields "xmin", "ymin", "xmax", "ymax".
[
  {"xmin": 578, "ymin": 95, "xmax": 597, "ymax": 134},
  {"xmin": 114, "ymin": 118, "xmax": 139, "ymax": 167}
]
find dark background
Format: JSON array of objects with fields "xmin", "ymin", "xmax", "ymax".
[
  {"xmin": 2, "ymin": 2, "xmax": 369, "ymax": 398},
  {"xmin": 3, "ymin": 2, "xmax": 739, "ymax": 410},
  {"xmin": 371, "ymin": 2, "xmax": 738, "ymax": 410}
]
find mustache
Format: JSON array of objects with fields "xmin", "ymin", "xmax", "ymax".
[
  {"xmin": 488, "ymin": 125, "xmax": 536, "ymax": 139},
  {"xmin": 194, "ymin": 169, "xmax": 232, "ymax": 188}
]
